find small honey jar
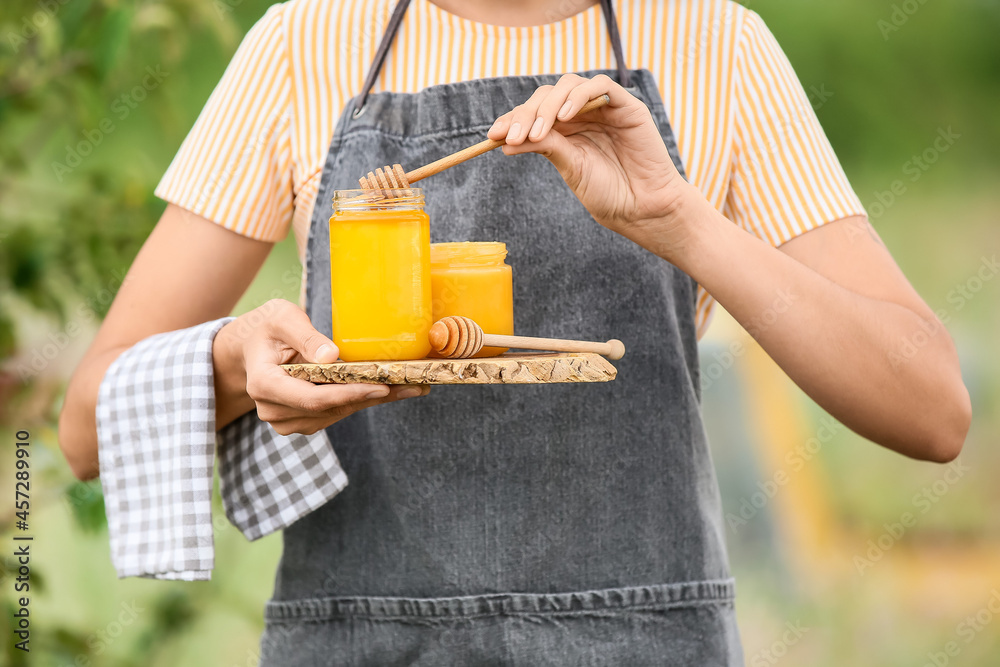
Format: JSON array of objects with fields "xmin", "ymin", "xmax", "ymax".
[{"xmin": 430, "ymin": 242, "xmax": 514, "ymax": 357}]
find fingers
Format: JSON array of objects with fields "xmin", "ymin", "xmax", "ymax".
[
  {"xmin": 259, "ymin": 384, "xmax": 431, "ymax": 436},
  {"xmin": 239, "ymin": 298, "xmax": 433, "ymax": 437},
  {"xmin": 501, "ymin": 129, "xmax": 580, "ymax": 182},
  {"xmin": 264, "ymin": 299, "xmax": 339, "ymax": 364},
  {"xmin": 488, "ymin": 84, "xmax": 554, "ymax": 145},
  {"xmin": 555, "ymin": 74, "xmax": 622, "ymax": 121},
  {"xmin": 487, "ymin": 110, "xmax": 514, "ymax": 142},
  {"xmin": 246, "ymin": 359, "xmax": 388, "ymax": 414},
  {"xmin": 256, "ymin": 383, "xmax": 431, "ymax": 430},
  {"xmin": 530, "ymin": 73, "xmax": 588, "ymax": 142},
  {"xmin": 487, "ymin": 74, "xmax": 629, "ymax": 147}
]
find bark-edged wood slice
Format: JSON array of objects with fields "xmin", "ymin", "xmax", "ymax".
[{"xmin": 281, "ymin": 352, "xmax": 617, "ymax": 385}]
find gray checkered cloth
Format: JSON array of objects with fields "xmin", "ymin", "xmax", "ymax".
[{"xmin": 96, "ymin": 318, "xmax": 348, "ymax": 580}]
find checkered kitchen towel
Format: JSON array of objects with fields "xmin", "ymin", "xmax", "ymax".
[{"xmin": 96, "ymin": 318, "xmax": 348, "ymax": 580}]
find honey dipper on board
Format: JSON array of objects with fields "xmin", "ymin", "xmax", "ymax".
[
  {"xmin": 429, "ymin": 316, "xmax": 625, "ymax": 361},
  {"xmin": 358, "ymin": 94, "xmax": 611, "ymax": 195}
]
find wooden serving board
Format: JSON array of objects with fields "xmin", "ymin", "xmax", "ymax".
[{"xmin": 281, "ymin": 352, "xmax": 617, "ymax": 385}]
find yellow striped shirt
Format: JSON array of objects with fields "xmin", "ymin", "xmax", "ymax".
[{"xmin": 155, "ymin": 0, "xmax": 866, "ymax": 333}]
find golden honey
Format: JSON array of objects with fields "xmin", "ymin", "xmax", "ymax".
[
  {"xmin": 329, "ymin": 190, "xmax": 432, "ymax": 361},
  {"xmin": 430, "ymin": 242, "xmax": 513, "ymax": 357}
]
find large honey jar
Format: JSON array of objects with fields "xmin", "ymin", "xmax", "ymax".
[{"xmin": 329, "ymin": 189, "xmax": 432, "ymax": 361}]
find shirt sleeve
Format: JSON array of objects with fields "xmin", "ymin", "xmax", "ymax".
[
  {"xmin": 724, "ymin": 10, "xmax": 867, "ymax": 247},
  {"xmin": 154, "ymin": 4, "xmax": 294, "ymax": 242}
]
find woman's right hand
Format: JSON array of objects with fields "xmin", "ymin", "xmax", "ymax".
[
  {"xmin": 214, "ymin": 298, "xmax": 429, "ymax": 436},
  {"xmin": 60, "ymin": 205, "xmax": 419, "ymax": 480}
]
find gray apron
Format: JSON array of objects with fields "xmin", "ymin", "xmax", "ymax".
[{"xmin": 260, "ymin": 1, "xmax": 742, "ymax": 664}]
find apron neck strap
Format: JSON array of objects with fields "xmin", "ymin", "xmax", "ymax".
[
  {"xmin": 353, "ymin": 0, "xmax": 412, "ymax": 118},
  {"xmin": 352, "ymin": 0, "xmax": 631, "ymax": 118},
  {"xmin": 599, "ymin": 0, "xmax": 631, "ymax": 88}
]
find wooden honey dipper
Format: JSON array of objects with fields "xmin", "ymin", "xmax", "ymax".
[
  {"xmin": 359, "ymin": 94, "xmax": 611, "ymax": 194},
  {"xmin": 428, "ymin": 316, "xmax": 625, "ymax": 360}
]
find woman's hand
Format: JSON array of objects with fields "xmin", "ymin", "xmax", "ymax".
[
  {"xmin": 59, "ymin": 207, "xmax": 428, "ymax": 480},
  {"xmin": 487, "ymin": 73, "xmax": 693, "ymax": 248},
  {"xmin": 487, "ymin": 75, "xmax": 970, "ymax": 462},
  {"xmin": 214, "ymin": 299, "xmax": 429, "ymax": 436}
]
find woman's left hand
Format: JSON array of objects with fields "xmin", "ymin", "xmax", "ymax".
[{"xmin": 487, "ymin": 73, "xmax": 692, "ymax": 245}]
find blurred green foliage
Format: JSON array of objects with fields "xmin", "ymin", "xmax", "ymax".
[
  {"xmin": 756, "ymin": 0, "xmax": 1000, "ymax": 183},
  {"xmin": 1, "ymin": 0, "xmax": 276, "ymax": 346},
  {"xmin": 1, "ymin": 1, "xmax": 282, "ymax": 665},
  {"xmin": 0, "ymin": 0, "xmax": 998, "ymax": 665}
]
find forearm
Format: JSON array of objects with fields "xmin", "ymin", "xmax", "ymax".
[
  {"xmin": 59, "ymin": 320, "xmax": 249, "ymax": 481},
  {"xmin": 213, "ymin": 320, "xmax": 256, "ymax": 429},
  {"xmin": 639, "ymin": 186, "xmax": 969, "ymax": 461},
  {"xmin": 59, "ymin": 347, "xmax": 130, "ymax": 480}
]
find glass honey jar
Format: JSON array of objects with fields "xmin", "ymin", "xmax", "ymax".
[
  {"xmin": 329, "ymin": 189, "xmax": 432, "ymax": 361},
  {"xmin": 430, "ymin": 242, "xmax": 514, "ymax": 357}
]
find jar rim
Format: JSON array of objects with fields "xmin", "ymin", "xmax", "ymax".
[
  {"xmin": 333, "ymin": 188, "xmax": 424, "ymax": 211},
  {"xmin": 431, "ymin": 241, "xmax": 508, "ymax": 266}
]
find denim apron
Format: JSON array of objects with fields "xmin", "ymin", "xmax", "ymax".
[{"xmin": 259, "ymin": 2, "xmax": 742, "ymax": 664}]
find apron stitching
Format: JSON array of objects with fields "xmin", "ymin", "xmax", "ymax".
[
  {"xmin": 336, "ymin": 125, "xmax": 501, "ymax": 143},
  {"xmin": 337, "ymin": 69, "xmax": 662, "ymax": 143},
  {"xmin": 265, "ymin": 599, "xmax": 736, "ymax": 624},
  {"xmin": 264, "ymin": 580, "xmax": 738, "ymax": 619}
]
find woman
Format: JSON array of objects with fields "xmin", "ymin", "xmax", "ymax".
[{"xmin": 59, "ymin": 0, "xmax": 970, "ymax": 664}]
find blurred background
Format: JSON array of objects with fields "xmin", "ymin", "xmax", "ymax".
[{"xmin": 1, "ymin": 0, "xmax": 998, "ymax": 664}]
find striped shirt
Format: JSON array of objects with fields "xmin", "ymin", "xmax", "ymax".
[{"xmin": 155, "ymin": 0, "xmax": 866, "ymax": 333}]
